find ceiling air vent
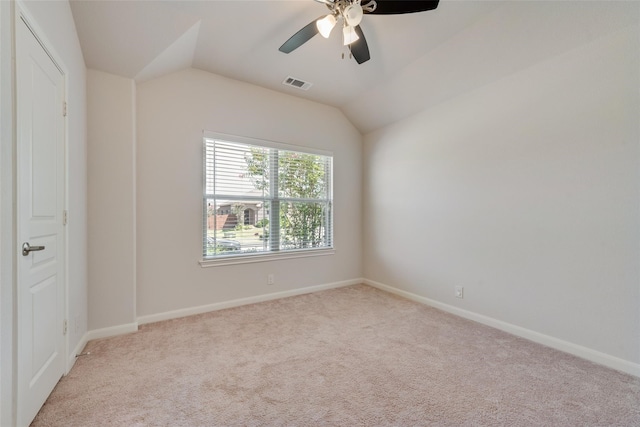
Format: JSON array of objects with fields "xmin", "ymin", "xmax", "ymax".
[{"xmin": 282, "ymin": 76, "xmax": 313, "ymax": 91}]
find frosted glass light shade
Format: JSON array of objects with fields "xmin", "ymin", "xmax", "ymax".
[
  {"xmin": 343, "ymin": 4, "xmax": 363, "ymax": 27},
  {"xmin": 343, "ymin": 25, "xmax": 359, "ymax": 45},
  {"xmin": 316, "ymin": 14, "xmax": 337, "ymax": 38}
]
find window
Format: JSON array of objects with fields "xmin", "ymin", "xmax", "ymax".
[{"xmin": 203, "ymin": 132, "xmax": 333, "ymax": 262}]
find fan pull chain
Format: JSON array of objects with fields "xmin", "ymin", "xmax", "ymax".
[{"xmin": 341, "ymin": 45, "xmax": 353, "ymax": 60}]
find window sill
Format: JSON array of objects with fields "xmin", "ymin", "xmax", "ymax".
[{"xmin": 199, "ymin": 248, "xmax": 335, "ymax": 268}]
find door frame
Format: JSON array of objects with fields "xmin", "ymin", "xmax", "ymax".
[
  {"xmin": 0, "ymin": 2, "xmax": 16, "ymax": 425},
  {"xmin": 10, "ymin": 3, "xmax": 70, "ymax": 425}
]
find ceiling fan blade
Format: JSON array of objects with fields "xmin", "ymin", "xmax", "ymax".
[
  {"xmin": 364, "ymin": 0, "xmax": 439, "ymax": 15},
  {"xmin": 279, "ymin": 17, "xmax": 323, "ymax": 54},
  {"xmin": 351, "ymin": 25, "xmax": 370, "ymax": 64}
]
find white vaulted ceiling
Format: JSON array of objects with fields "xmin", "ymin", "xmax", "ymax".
[{"xmin": 70, "ymin": 0, "xmax": 638, "ymax": 133}]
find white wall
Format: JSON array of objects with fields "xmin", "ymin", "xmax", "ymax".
[
  {"xmin": 87, "ymin": 70, "xmax": 136, "ymax": 331},
  {"xmin": 135, "ymin": 68, "xmax": 362, "ymax": 318},
  {"xmin": 364, "ymin": 24, "xmax": 640, "ymax": 369}
]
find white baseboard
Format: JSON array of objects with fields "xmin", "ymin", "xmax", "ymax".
[
  {"xmin": 76, "ymin": 278, "xmax": 361, "ymax": 367},
  {"xmin": 86, "ymin": 322, "xmax": 139, "ymax": 341},
  {"xmin": 85, "ymin": 280, "xmax": 361, "ymax": 341},
  {"xmin": 137, "ymin": 278, "xmax": 362, "ymax": 325},
  {"xmin": 66, "ymin": 332, "xmax": 89, "ymax": 373},
  {"xmin": 363, "ymin": 278, "xmax": 640, "ymax": 378}
]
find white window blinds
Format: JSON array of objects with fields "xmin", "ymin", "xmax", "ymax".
[{"xmin": 203, "ymin": 135, "xmax": 333, "ymax": 259}]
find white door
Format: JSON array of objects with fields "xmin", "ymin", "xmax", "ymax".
[{"xmin": 16, "ymin": 16, "xmax": 66, "ymax": 427}]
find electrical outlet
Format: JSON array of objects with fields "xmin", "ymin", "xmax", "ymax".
[
  {"xmin": 455, "ymin": 286, "xmax": 464, "ymax": 299},
  {"xmin": 267, "ymin": 274, "xmax": 275, "ymax": 285}
]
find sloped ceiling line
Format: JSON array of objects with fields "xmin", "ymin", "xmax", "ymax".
[{"xmin": 135, "ymin": 21, "xmax": 202, "ymax": 83}]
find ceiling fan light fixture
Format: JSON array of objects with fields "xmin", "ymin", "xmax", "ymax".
[
  {"xmin": 343, "ymin": 3, "xmax": 363, "ymax": 27},
  {"xmin": 316, "ymin": 14, "xmax": 337, "ymax": 38},
  {"xmin": 279, "ymin": 0, "xmax": 439, "ymax": 64},
  {"xmin": 342, "ymin": 25, "xmax": 359, "ymax": 45}
]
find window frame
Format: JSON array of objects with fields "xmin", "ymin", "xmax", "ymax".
[{"xmin": 200, "ymin": 131, "xmax": 335, "ymax": 267}]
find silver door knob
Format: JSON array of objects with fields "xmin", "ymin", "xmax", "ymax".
[{"xmin": 22, "ymin": 242, "xmax": 45, "ymax": 256}]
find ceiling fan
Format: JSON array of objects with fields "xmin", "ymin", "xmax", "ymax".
[{"xmin": 279, "ymin": 0, "xmax": 440, "ymax": 64}]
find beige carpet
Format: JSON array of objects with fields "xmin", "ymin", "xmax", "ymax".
[{"xmin": 33, "ymin": 284, "xmax": 639, "ymax": 426}]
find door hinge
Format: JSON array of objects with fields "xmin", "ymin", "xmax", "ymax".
[
  {"xmin": 63, "ymin": 210, "xmax": 68, "ymax": 226},
  {"xmin": 63, "ymin": 101, "xmax": 67, "ymax": 117},
  {"xmin": 63, "ymin": 319, "xmax": 68, "ymax": 335}
]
